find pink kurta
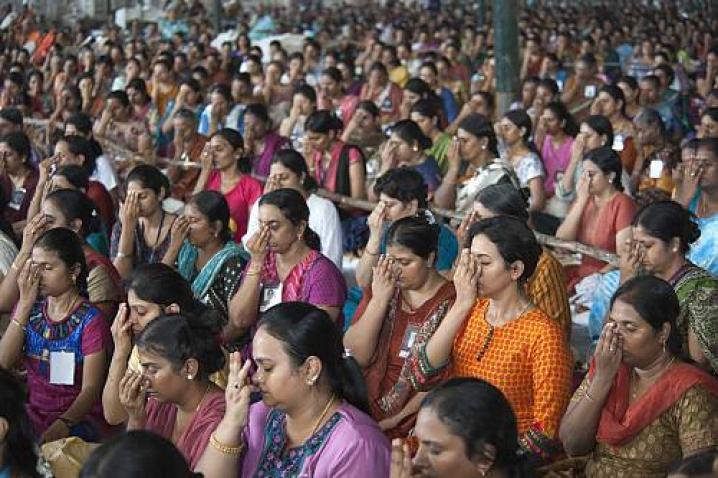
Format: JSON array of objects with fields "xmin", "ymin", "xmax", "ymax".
[
  {"xmin": 205, "ymin": 171, "xmax": 263, "ymax": 241},
  {"xmin": 144, "ymin": 389, "xmax": 225, "ymax": 470}
]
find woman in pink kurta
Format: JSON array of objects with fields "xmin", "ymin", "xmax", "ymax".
[
  {"xmin": 194, "ymin": 303, "xmax": 390, "ymax": 478},
  {"xmin": 120, "ymin": 314, "xmax": 227, "ymax": 471},
  {"xmin": 205, "ymin": 170, "xmax": 262, "ymax": 241}
]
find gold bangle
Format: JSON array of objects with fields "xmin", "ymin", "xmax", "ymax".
[
  {"xmin": 116, "ymin": 251, "xmax": 133, "ymax": 259},
  {"xmin": 209, "ymin": 433, "xmax": 243, "ymax": 455},
  {"xmin": 10, "ymin": 318, "xmax": 26, "ymax": 331},
  {"xmin": 584, "ymin": 390, "xmax": 595, "ymax": 402},
  {"xmin": 364, "ymin": 249, "xmax": 380, "ymax": 256},
  {"xmin": 245, "ymin": 268, "xmax": 262, "ymax": 276},
  {"xmin": 10, "ymin": 261, "xmax": 20, "ymax": 272}
]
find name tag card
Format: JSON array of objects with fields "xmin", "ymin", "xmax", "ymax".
[{"xmin": 50, "ymin": 351, "xmax": 75, "ymax": 385}]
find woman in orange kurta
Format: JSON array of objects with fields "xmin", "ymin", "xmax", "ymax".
[{"xmin": 411, "ymin": 216, "xmax": 573, "ymax": 465}]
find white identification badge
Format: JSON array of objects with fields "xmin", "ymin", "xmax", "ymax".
[
  {"xmin": 649, "ymin": 159, "xmax": 664, "ymax": 179},
  {"xmin": 612, "ymin": 134, "xmax": 625, "ymax": 152},
  {"xmin": 398, "ymin": 325, "xmax": 419, "ymax": 359},
  {"xmin": 259, "ymin": 283, "xmax": 283, "ymax": 313},
  {"xmin": 50, "ymin": 351, "xmax": 75, "ymax": 385},
  {"xmin": 584, "ymin": 85, "xmax": 597, "ymax": 98}
]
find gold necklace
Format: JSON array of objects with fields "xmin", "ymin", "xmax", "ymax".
[{"xmin": 308, "ymin": 395, "xmax": 336, "ymax": 438}]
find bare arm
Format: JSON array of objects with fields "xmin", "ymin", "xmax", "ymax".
[
  {"xmin": 560, "ymin": 324, "xmax": 620, "ymax": 456},
  {"xmin": 526, "ymin": 176, "xmax": 546, "ymax": 213},
  {"xmin": 555, "ymin": 176, "xmax": 590, "ymax": 241},
  {"xmin": 355, "ymin": 203, "xmax": 386, "ymax": 289},
  {"xmin": 423, "ymin": 250, "xmax": 477, "ymax": 369},
  {"xmin": 344, "ymin": 258, "xmax": 396, "ymax": 367}
]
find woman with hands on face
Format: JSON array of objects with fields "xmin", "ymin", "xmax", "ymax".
[
  {"xmin": 615, "ymin": 201, "xmax": 718, "ymax": 373},
  {"xmin": 559, "ymin": 276, "xmax": 718, "ymax": 477},
  {"xmin": 345, "ymin": 216, "xmax": 455, "ymax": 439},
  {"xmin": 162, "ymin": 191, "xmax": 246, "ymax": 339},
  {"xmin": 243, "ymin": 149, "xmax": 343, "ymax": 268},
  {"xmin": 0, "ymin": 228, "xmax": 111, "ymax": 443},
  {"xmin": 196, "ymin": 302, "xmax": 390, "ymax": 478},
  {"xmin": 193, "ymin": 128, "xmax": 263, "ymax": 242},
  {"xmin": 229, "ymin": 188, "xmax": 346, "ymax": 335},
  {"xmin": 555, "ymin": 114, "xmax": 615, "ymax": 204},
  {"xmin": 119, "ymin": 311, "xmax": 226, "ymax": 471},
  {"xmin": 412, "ymin": 216, "xmax": 572, "ymax": 465},
  {"xmin": 111, "ymin": 165, "xmax": 177, "ymax": 280},
  {"xmin": 102, "ymin": 263, "xmax": 219, "ymax": 426},
  {"xmin": 356, "ymin": 167, "xmax": 458, "ymax": 290},
  {"xmin": 556, "ymin": 146, "xmax": 637, "ymax": 290}
]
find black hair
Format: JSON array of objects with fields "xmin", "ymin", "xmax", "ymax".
[
  {"xmin": 127, "ymin": 164, "xmax": 170, "ymax": 200},
  {"xmin": 209, "ymin": 83, "xmax": 232, "ymax": 102},
  {"xmin": 35, "ymin": 227, "xmax": 89, "ymax": 297},
  {"xmin": 577, "ymin": 52, "xmax": 597, "ymax": 66},
  {"xmin": 66, "ymin": 111, "xmax": 93, "ymax": 135},
  {"xmin": 389, "ymin": 119, "xmax": 432, "ymax": 150},
  {"xmin": 59, "ymin": 134, "xmax": 98, "ymax": 175},
  {"xmin": 467, "ymin": 216, "xmax": 541, "ymax": 284},
  {"xmin": 136, "ymin": 312, "xmax": 225, "ymax": 381},
  {"xmin": 320, "ymin": 67, "xmax": 343, "ymax": 84},
  {"xmin": 0, "ymin": 107, "xmax": 23, "ymax": 126},
  {"xmin": 175, "ymin": 107, "xmax": 198, "ymax": 124},
  {"xmin": 599, "ymin": 84, "xmax": 627, "ymax": 117},
  {"xmin": 129, "ymin": 263, "xmax": 204, "ymax": 315},
  {"xmin": 475, "ymin": 184, "xmax": 530, "ymax": 224},
  {"xmin": 639, "ymin": 74, "xmax": 661, "ymax": 91},
  {"xmin": 536, "ymin": 78, "xmax": 559, "ymax": 98},
  {"xmin": 419, "ymin": 61, "xmax": 439, "ymax": 77},
  {"xmin": 582, "ymin": 114, "xmax": 614, "ymax": 148},
  {"xmin": 654, "ymin": 64, "xmax": 675, "ymax": 85},
  {"xmin": 107, "ymin": 90, "xmax": 130, "ymax": 108},
  {"xmin": 544, "ymin": 101, "xmax": 579, "ymax": 137},
  {"xmin": 45, "ymin": 189, "xmax": 102, "ymax": 237},
  {"xmin": 617, "ymin": 75, "xmax": 638, "ymax": 91},
  {"xmin": 188, "ymin": 191, "xmax": 232, "ymax": 243},
  {"xmin": 80, "ymin": 430, "xmax": 201, "ymax": 478},
  {"xmin": 259, "ymin": 188, "xmax": 321, "ymax": 251},
  {"xmin": 634, "ymin": 108, "xmax": 666, "ymax": 136},
  {"xmin": 0, "ymin": 131, "xmax": 31, "ymax": 161},
  {"xmin": 126, "ymin": 78, "xmax": 151, "ymax": 104},
  {"xmin": 244, "ymin": 102, "xmax": 270, "ymax": 124},
  {"xmin": 411, "ymin": 97, "xmax": 443, "ymax": 129},
  {"xmin": 179, "ymin": 77, "xmax": 202, "ymax": 94},
  {"xmin": 503, "ymin": 109, "xmax": 535, "ymax": 151},
  {"xmin": 373, "ymin": 167, "xmax": 429, "ymax": 209},
  {"xmin": 458, "ymin": 113, "xmax": 499, "ymax": 156},
  {"xmin": 0, "ymin": 368, "xmax": 41, "ymax": 478},
  {"xmin": 54, "ymin": 164, "xmax": 90, "ymax": 190},
  {"xmin": 386, "ymin": 215, "xmax": 440, "ymax": 261},
  {"xmin": 294, "ymin": 83, "xmax": 317, "ymax": 104},
  {"xmin": 211, "ymin": 128, "xmax": 250, "ymax": 174},
  {"xmin": 697, "ymin": 137, "xmax": 718, "ymax": 158},
  {"xmin": 368, "ymin": 61, "xmax": 388, "ymax": 76},
  {"xmin": 271, "ymin": 149, "xmax": 317, "ymax": 192},
  {"xmin": 357, "ymin": 100, "xmax": 380, "ymax": 118},
  {"xmin": 404, "ymin": 78, "xmax": 432, "ymax": 99},
  {"xmin": 305, "ymin": 110, "xmax": 343, "ymax": 134},
  {"xmin": 633, "ymin": 201, "xmax": 700, "ymax": 254},
  {"xmin": 583, "ymin": 146, "xmax": 623, "ymax": 191},
  {"xmin": 609, "ymin": 276, "xmax": 682, "ymax": 356},
  {"xmin": 421, "ymin": 378, "xmax": 530, "ymax": 478},
  {"xmin": 259, "ymin": 302, "xmax": 370, "ymax": 414}
]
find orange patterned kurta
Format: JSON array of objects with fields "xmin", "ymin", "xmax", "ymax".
[{"xmin": 452, "ymin": 299, "xmax": 573, "ymax": 459}]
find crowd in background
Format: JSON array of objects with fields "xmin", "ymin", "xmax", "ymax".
[{"xmin": 0, "ymin": 0, "xmax": 716, "ymax": 477}]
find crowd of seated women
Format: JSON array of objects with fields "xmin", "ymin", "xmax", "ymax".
[{"xmin": 0, "ymin": 0, "xmax": 717, "ymax": 477}]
